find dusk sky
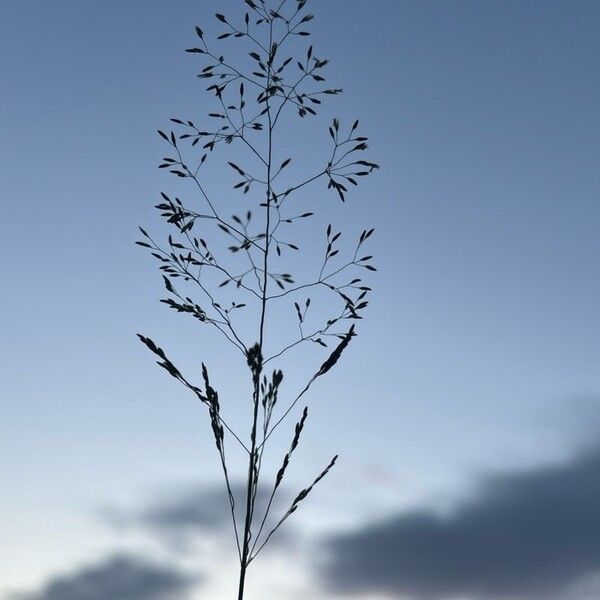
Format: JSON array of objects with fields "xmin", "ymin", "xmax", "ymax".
[{"xmin": 1, "ymin": 1, "xmax": 600, "ymax": 599}]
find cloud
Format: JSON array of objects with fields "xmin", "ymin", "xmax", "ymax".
[
  {"xmin": 137, "ymin": 483, "xmax": 242, "ymax": 536},
  {"xmin": 9, "ymin": 481, "xmax": 292, "ymax": 600},
  {"xmin": 106, "ymin": 480, "xmax": 289, "ymax": 554},
  {"xmin": 10, "ymin": 553, "xmax": 197, "ymax": 600},
  {"xmin": 16, "ymin": 484, "xmax": 240, "ymax": 599},
  {"xmin": 322, "ymin": 445, "xmax": 600, "ymax": 600},
  {"xmin": 137, "ymin": 481, "xmax": 281, "ymax": 534}
]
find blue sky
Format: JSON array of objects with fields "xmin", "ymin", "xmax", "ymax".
[{"xmin": 1, "ymin": 1, "xmax": 599, "ymax": 599}]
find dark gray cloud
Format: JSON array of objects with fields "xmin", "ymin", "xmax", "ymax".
[
  {"xmin": 10, "ymin": 553, "xmax": 197, "ymax": 600},
  {"xmin": 136, "ymin": 481, "xmax": 281, "ymax": 537},
  {"xmin": 11, "ymin": 481, "xmax": 291, "ymax": 600},
  {"xmin": 106, "ymin": 480, "xmax": 290, "ymax": 554},
  {"xmin": 138, "ymin": 483, "xmax": 242, "ymax": 535},
  {"xmin": 323, "ymin": 445, "xmax": 600, "ymax": 600}
]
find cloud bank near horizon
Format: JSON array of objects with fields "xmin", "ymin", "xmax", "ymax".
[
  {"xmin": 322, "ymin": 444, "xmax": 600, "ymax": 600},
  {"xmin": 8, "ymin": 480, "xmax": 291, "ymax": 600},
  {"xmin": 10, "ymin": 444, "xmax": 600, "ymax": 600},
  {"xmin": 8, "ymin": 553, "xmax": 197, "ymax": 600}
]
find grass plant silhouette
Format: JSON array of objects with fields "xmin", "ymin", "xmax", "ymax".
[{"xmin": 137, "ymin": 1, "xmax": 378, "ymax": 597}]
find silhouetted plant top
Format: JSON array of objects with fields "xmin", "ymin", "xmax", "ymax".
[{"xmin": 137, "ymin": 1, "xmax": 378, "ymax": 598}]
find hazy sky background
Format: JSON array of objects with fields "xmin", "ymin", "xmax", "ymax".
[{"xmin": 1, "ymin": 1, "xmax": 599, "ymax": 599}]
